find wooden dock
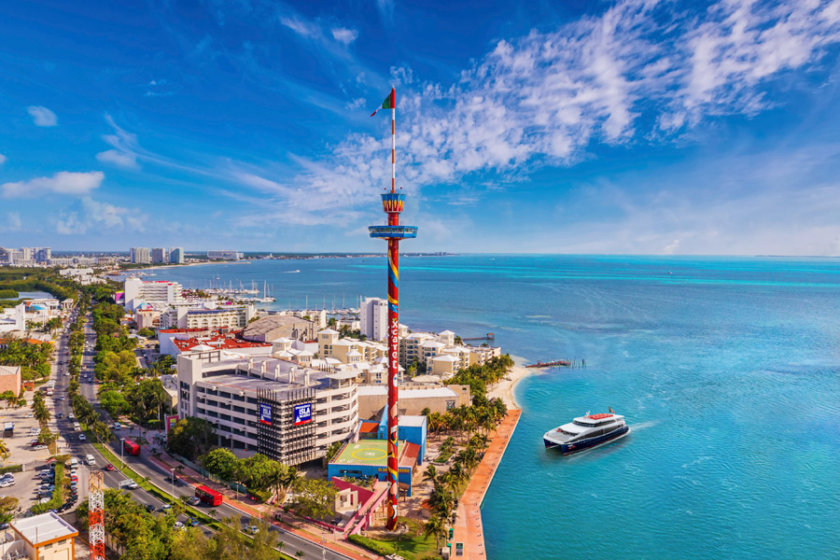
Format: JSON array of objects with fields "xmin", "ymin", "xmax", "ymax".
[{"xmin": 450, "ymin": 409, "xmax": 521, "ymax": 559}]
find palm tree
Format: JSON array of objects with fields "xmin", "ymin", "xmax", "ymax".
[
  {"xmin": 423, "ymin": 514, "xmax": 448, "ymax": 548},
  {"xmin": 422, "ymin": 465, "xmax": 437, "ymax": 484},
  {"xmin": 0, "ymin": 439, "xmax": 9, "ymax": 462}
]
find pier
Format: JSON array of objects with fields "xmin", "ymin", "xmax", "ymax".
[
  {"xmin": 461, "ymin": 332, "xmax": 495, "ymax": 342},
  {"xmin": 450, "ymin": 409, "xmax": 521, "ymax": 559},
  {"xmin": 525, "ymin": 358, "xmax": 586, "ymax": 368}
]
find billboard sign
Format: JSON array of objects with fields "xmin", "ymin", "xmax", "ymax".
[
  {"xmin": 165, "ymin": 414, "xmax": 179, "ymax": 433},
  {"xmin": 293, "ymin": 403, "xmax": 312, "ymax": 426},
  {"xmin": 259, "ymin": 403, "xmax": 272, "ymax": 425}
]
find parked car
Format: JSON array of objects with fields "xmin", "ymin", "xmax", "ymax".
[
  {"xmin": 144, "ymin": 504, "xmax": 155, "ymax": 512},
  {"xmin": 187, "ymin": 518, "xmax": 199, "ymax": 527},
  {"xmin": 173, "ymin": 521, "xmax": 184, "ymax": 530},
  {"xmin": 78, "ymin": 434, "xmax": 86, "ymax": 442}
]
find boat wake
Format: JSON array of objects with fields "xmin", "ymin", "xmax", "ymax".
[{"xmin": 630, "ymin": 420, "xmax": 661, "ymax": 432}]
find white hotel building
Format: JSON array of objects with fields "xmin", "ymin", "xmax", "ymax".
[{"xmin": 177, "ymin": 351, "xmax": 358, "ymax": 465}]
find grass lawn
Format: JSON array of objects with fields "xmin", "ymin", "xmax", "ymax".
[{"xmin": 350, "ymin": 517, "xmax": 441, "ymax": 560}]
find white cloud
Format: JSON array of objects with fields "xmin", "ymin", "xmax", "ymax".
[
  {"xmin": 55, "ymin": 197, "xmax": 145, "ymax": 235},
  {"xmin": 27, "ymin": 106, "xmax": 58, "ymax": 127},
  {"xmin": 238, "ymin": 0, "xmax": 840, "ymax": 227},
  {"xmin": 331, "ymin": 27, "xmax": 358, "ymax": 45},
  {"xmin": 96, "ymin": 115, "xmax": 141, "ymax": 169},
  {"xmin": 280, "ymin": 16, "xmax": 317, "ymax": 38},
  {"xmin": 1, "ymin": 171, "xmax": 104, "ymax": 199},
  {"xmin": 96, "ymin": 149, "xmax": 138, "ymax": 169},
  {"xmin": 0, "ymin": 153, "xmax": 6, "ymax": 165}
]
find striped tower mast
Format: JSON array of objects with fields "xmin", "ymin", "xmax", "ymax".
[
  {"xmin": 369, "ymin": 87, "xmax": 417, "ymax": 531},
  {"xmin": 88, "ymin": 472, "xmax": 105, "ymax": 560}
]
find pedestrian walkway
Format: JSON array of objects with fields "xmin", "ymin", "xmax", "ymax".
[
  {"xmin": 450, "ymin": 409, "xmax": 521, "ymax": 559},
  {"xmin": 147, "ymin": 454, "xmax": 379, "ymax": 560}
]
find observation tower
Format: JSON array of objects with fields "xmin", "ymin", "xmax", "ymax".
[{"xmin": 368, "ymin": 87, "xmax": 417, "ymax": 530}]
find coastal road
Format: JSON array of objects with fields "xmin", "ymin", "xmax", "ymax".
[{"xmin": 53, "ymin": 309, "xmax": 351, "ymax": 560}]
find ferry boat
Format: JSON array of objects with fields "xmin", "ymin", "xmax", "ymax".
[{"xmin": 543, "ymin": 409, "xmax": 629, "ymax": 454}]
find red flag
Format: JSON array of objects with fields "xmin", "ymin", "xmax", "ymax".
[{"xmin": 370, "ymin": 88, "xmax": 396, "ymax": 116}]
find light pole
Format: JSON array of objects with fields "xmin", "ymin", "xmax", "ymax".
[
  {"xmin": 170, "ymin": 467, "xmax": 175, "ymax": 498},
  {"xmin": 120, "ymin": 438, "xmax": 124, "ymax": 465},
  {"xmin": 321, "ymin": 533, "xmax": 326, "ymax": 560}
]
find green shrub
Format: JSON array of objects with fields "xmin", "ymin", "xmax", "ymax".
[
  {"xmin": 31, "ymin": 463, "xmax": 64, "ymax": 514},
  {"xmin": 0, "ymin": 464, "xmax": 22, "ymax": 474}
]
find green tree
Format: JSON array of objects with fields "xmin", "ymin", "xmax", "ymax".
[
  {"xmin": 0, "ymin": 439, "xmax": 9, "ymax": 462},
  {"xmin": 0, "ymin": 496, "xmax": 19, "ymax": 523},
  {"xmin": 293, "ymin": 477, "xmax": 336, "ymax": 520},
  {"xmin": 126, "ymin": 378, "xmax": 170, "ymax": 425},
  {"xmin": 167, "ymin": 417, "xmax": 216, "ymax": 461},
  {"xmin": 202, "ymin": 448, "xmax": 238, "ymax": 481},
  {"xmin": 424, "ymin": 514, "xmax": 448, "ymax": 548},
  {"xmin": 91, "ymin": 420, "xmax": 113, "ymax": 444},
  {"xmin": 100, "ymin": 390, "xmax": 131, "ymax": 419},
  {"xmin": 0, "ymin": 390, "xmax": 16, "ymax": 408}
]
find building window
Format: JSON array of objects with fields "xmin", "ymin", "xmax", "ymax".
[{"xmin": 233, "ymin": 405, "xmax": 245, "ymax": 414}]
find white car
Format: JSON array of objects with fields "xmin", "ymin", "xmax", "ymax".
[
  {"xmin": 119, "ymin": 479, "xmax": 139, "ymax": 490},
  {"xmin": 78, "ymin": 434, "xmax": 86, "ymax": 441}
]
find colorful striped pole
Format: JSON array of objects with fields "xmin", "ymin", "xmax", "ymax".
[{"xmin": 369, "ymin": 87, "xmax": 417, "ymax": 531}]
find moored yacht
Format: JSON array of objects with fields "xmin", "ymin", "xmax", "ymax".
[{"xmin": 543, "ymin": 410, "xmax": 629, "ymax": 454}]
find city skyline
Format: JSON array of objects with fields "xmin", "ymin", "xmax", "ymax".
[{"xmin": 2, "ymin": 1, "xmax": 840, "ymax": 255}]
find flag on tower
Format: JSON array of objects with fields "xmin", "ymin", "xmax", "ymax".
[{"xmin": 370, "ymin": 88, "xmax": 396, "ymax": 116}]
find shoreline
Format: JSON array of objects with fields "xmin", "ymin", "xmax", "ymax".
[{"xmin": 486, "ymin": 355, "xmax": 538, "ymax": 410}]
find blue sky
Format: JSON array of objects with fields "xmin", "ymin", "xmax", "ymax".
[{"xmin": 2, "ymin": 0, "xmax": 840, "ymax": 255}]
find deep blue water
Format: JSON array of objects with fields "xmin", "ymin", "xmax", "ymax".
[{"xmin": 155, "ymin": 255, "xmax": 840, "ymax": 559}]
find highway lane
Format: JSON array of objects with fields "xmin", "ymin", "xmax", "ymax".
[{"xmin": 53, "ymin": 310, "xmax": 352, "ymax": 560}]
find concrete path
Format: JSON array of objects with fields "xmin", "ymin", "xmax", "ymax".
[{"xmin": 451, "ymin": 409, "xmax": 521, "ymax": 560}]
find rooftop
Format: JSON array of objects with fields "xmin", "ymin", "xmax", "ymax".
[
  {"xmin": 173, "ymin": 332, "xmax": 271, "ymax": 353},
  {"xmin": 0, "ymin": 365, "xmax": 21, "ymax": 376},
  {"xmin": 12, "ymin": 512, "xmax": 78, "ymax": 546},
  {"xmin": 331, "ymin": 439, "xmax": 407, "ymax": 466},
  {"xmin": 244, "ymin": 315, "xmax": 313, "ymax": 337},
  {"xmin": 357, "ymin": 385, "xmax": 456, "ymax": 399}
]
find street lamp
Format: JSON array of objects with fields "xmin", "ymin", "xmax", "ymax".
[
  {"xmin": 170, "ymin": 467, "xmax": 175, "ymax": 497},
  {"xmin": 120, "ymin": 438, "xmax": 124, "ymax": 465}
]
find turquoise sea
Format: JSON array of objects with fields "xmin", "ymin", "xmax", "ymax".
[{"xmin": 155, "ymin": 255, "xmax": 840, "ymax": 559}]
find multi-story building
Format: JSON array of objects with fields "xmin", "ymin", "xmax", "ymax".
[
  {"xmin": 399, "ymin": 330, "xmax": 502, "ymax": 378},
  {"xmin": 151, "ymin": 247, "xmax": 168, "ymax": 264},
  {"xmin": 359, "ymin": 297, "xmax": 388, "ymax": 341},
  {"xmin": 34, "ymin": 248, "xmax": 51, "ymax": 263},
  {"xmin": 129, "ymin": 247, "xmax": 151, "ymax": 264},
  {"xmin": 159, "ymin": 304, "xmax": 255, "ymax": 330},
  {"xmin": 123, "ymin": 278, "xmax": 184, "ymax": 310},
  {"xmin": 206, "ymin": 250, "xmax": 242, "ymax": 261},
  {"xmin": 0, "ymin": 247, "xmax": 51, "ymax": 266},
  {"xmin": 169, "ymin": 247, "xmax": 184, "ymax": 264},
  {"xmin": 177, "ymin": 351, "xmax": 358, "ymax": 464}
]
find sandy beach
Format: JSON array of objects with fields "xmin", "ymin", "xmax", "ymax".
[{"xmin": 486, "ymin": 356, "xmax": 537, "ymax": 410}]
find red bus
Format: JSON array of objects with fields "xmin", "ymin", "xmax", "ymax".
[
  {"xmin": 195, "ymin": 485, "xmax": 223, "ymax": 506},
  {"xmin": 123, "ymin": 439, "xmax": 141, "ymax": 456}
]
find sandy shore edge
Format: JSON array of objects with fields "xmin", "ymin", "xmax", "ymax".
[{"xmin": 486, "ymin": 355, "xmax": 539, "ymax": 410}]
